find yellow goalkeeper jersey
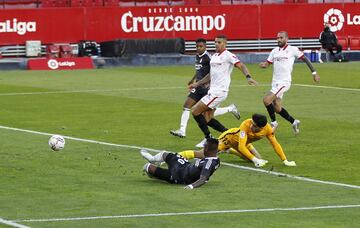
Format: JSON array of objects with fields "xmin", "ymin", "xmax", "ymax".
[{"xmin": 218, "ymin": 119, "xmax": 286, "ymax": 160}]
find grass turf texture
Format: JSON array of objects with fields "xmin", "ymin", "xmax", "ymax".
[{"xmin": 0, "ymin": 62, "xmax": 359, "ymax": 227}]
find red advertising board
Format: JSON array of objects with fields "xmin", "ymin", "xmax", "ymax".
[
  {"xmin": 1, "ymin": 3, "xmax": 360, "ymax": 45},
  {"xmin": 28, "ymin": 57, "xmax": 94, "ymax": 70}
]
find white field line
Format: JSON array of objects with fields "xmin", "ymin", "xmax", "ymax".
[
  {"xmin": 0, "ymin": 218, "xmax": 30, "ymax": 228},
  {"xmin": 0, "ymin": 86, "xmax": 185, "ymax": 96},
  {"xmin": 14, "ymin": 204, "xmax": 360, "ymax": 223},
  {"xmin": 0, "ymin": 125, "xmax": 360, "ymax": 190},
  {"xmin": 222, "ymin": 162, "xmax": 360, "ymax": 189},
  {"xmin": 0, "ymin": 83, "xmax": 358, "ymax": 96},
  {"xmin": 293, "ymin": 83, "xmax": 360, "ymax": 92}
]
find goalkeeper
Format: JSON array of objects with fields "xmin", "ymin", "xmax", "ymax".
[{"xmin": 180, "ymin": 113, "xmax": 296, "ymax": 167}]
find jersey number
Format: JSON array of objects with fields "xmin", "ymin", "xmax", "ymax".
[{"xmin": 177, "ymin": 158, "xmax": 188, "ymax": 165}]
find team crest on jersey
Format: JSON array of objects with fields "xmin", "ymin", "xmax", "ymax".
[{"xmin": 240, "ymin": 131, "xmax": 246, "ymax": 138}]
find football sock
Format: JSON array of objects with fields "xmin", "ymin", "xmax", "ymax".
[
  {"xmin": 214, "ymin": 107, "xmax": 230, "ymax": 116},
  {"xmin": 179, "ymin": 150, "xmax": 195, "ymax": 160},
  {"xmin": 207, "ymin": 119, "xmax": 228, "ymax": 133},
  {"xmin": 279, "ymin": 108, "xmax": 295, "ymax": 124},
  {"xmin": 152, "ymin": 152, "xmax": 165, "ymax": 162},
  {"xmin": 179, "ymin": 108, "xmax": 190, "ymax": 133},
  {"xmin": 265, "ymin": 104, "xmax": 276, "ymax": 122},
  {"xmin": 193, "ymin": 114, "xmax": 211, "ymax": 138}
]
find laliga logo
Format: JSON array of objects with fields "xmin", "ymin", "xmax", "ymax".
[
  {"xmin": 324, "ymin": 8, "xmax": 360, "ymax": 32},
  {"xmin": 47, "ymin": 59, "xmax": 75, "ymax": 70},
  {"xmin": 0, "ymin": 18, "xmax": 36, "ymax": 35},
  {"xmin": 323, "ymin": 8, "xmax": 344, "ymax": 32},
  {"xmin": 47, "ymin": 59, "xmax": 59, "ymax": 70}
]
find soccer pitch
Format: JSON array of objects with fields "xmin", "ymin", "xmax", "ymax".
[{"xmin": 0, "ymin": 62, "xmax": 359, "ymax": 227}]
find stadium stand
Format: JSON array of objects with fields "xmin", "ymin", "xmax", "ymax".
[{"xmin": 349, "ymin": 36, "xmax": 360, "ymax": 50}]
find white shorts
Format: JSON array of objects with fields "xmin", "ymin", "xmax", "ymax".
[
  {"xmin": 200, "ymin": 92, "xmax": 227, "ymax": 109},
  {"xmin": 270, "ymin": 82, "xmax": 291, "ymax": 99}
]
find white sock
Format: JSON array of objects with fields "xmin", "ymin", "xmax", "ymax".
[
  {"xmin": 153, "ymin": 152, "xmax": 165, "ymax": 162},
  {"xmin": 179, "ymin": 108, "xmax": 190, "ymax": 133},
  {"xmin": 214, "ymin": 106, "xmax": 230, "ymax": 116}
]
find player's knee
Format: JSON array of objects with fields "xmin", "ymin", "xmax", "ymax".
[
  {"xmin": 263, "ymin": 97, "xmax": 271, "ymax": 105},
  {"xmin": 148, "ymin": 164, "xmax": 157, "ymax": 174}
]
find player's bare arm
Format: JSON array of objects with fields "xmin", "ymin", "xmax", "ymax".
[
  {"xmin": 301, "ymin": 56, "xmax": 320, "ymax": 83},
  {"xmin": 235, "ymin": 62, "xmax": 258, "ymax": 86},
  {"xmin": 188, "ymin": 73, "xmax": 197, "ymax": 85},
  {"xmin": 184, "ymin": 175, "xmax": 208, "ymax": 189},
  {"xmin": 188, "ymin": 73, "xmax": 210, "ymax": 90}
]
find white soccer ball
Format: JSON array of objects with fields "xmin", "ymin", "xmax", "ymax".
[{"xmin": 48, "ymin": 135, "xmax": 65, "ymax": 151}]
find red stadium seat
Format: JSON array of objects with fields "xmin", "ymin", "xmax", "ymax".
[
  {"xmin": 135, "ymin": 0, "xmax": 158, "ymax": 6},
  {"xmin": 184, "ymin": 0, "xmax": 199, "ymax": 4},
  {"xmin": 103, "ymin": 0, "xmax": 119, "ymax": 6},
  {"xmin": 119, "ymin": 0, "xmax": 135, "ymax": 6},
  {"xmin": 60, "ymin": 45, "xmax": 73, "ymax": 58},
  {"xmin": 71, "ymin": 0, "xmax": 82, "ymax": 6},
  {"xmin": 42, "ymin": 0, "xmax": 70, "ymax": 7},
  {"xmin": 3, "ymin": 0, "xmax": 39, "ymax": 8},
  {"xmin": 337, "ymin": 37, "xmax": 348, "ymax": 50},
  {"xmin": 46, "ymin": 45, "xmax": 60, "ymax": 58},
  {"xmin": 349, "ymin": 37, "xmax": 360, "ymax": 50}
]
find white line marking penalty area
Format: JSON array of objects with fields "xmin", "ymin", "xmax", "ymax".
[{"xmin": 0, "ymin": 218, "xmax": 30, "ymax": 228}]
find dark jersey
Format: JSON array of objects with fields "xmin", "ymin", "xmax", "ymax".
[
  {"xmin": 165, "ymin": 154, "xmax": 220, "ymax": 185},
  {"xmin": 195, "ymin": 51, "xmax": 211, "ymax": 82},
  {"xmin": 182, "ymin": 157, "xmax": 220, "ymax": 184}
]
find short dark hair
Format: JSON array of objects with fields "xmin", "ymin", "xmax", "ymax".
[
  {"xmin": 252, "ymin": 114, "xmax": 268, "ymax": 128},
  {"xmin": 196, "ymin": 38, "xmax": 207, "ymax": 44},
  {"xmin": 216, "ymin": 35, "xmax": 228, "ymax": 40},
  {"xmin": 205, "ymin": 138, "xmax": 219, "ymax": 151}
]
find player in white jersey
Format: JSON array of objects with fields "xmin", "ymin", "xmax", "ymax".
[
  {"xmin": 259, "ymin": 31, "xmax": 320, "ymax": 135},
  {"xmin": 169, "ymin": 38, "xmax": 240, "ymax": 139},
  {"xmin": 189, "ymin": 35, "xmax": 258, "ymax": 147}
]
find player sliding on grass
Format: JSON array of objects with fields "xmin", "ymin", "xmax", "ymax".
[
  {"xmin": 179, "ymin": 114, "xmax": 296, "ymax": 168},
  {"xmin": 140, "ymin": 138, "xmax": 220, "ymax": 190},
  {"xmin": 259, "ymin": 31, "xmax": 320, "ymax": 135}
]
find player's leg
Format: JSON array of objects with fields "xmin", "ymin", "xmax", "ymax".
[
  {"xmin": 205, "ymin": 109, "xmax": 228, "ymax": 133},
  {"xmin": 214, "ymin": 104, "xmax": 241, "ymax": 120},
  {"xmin": 192, "ymin": 99, "xmax": 212, "ymax": 139},
  {"xmin": 273, "ymin": 96, "xmax": 300, "ymax": 135},
  {"xmin": 170, "ymin": 96, "xmax": 198, "ymax": 138},
  {"xmin": 144, "ymin": 163, "xmax": 172, "ymax": 182},
  {"xmin": 140, "ymin": 149, "xmax": 169, "ymax": 164},
  {"xmin": 263, "ymin": 91, "xmax": 278, "ymax": 129}
]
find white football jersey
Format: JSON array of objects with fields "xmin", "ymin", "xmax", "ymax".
[
  {"xmin": 209, "ymin": 49, "xmax": 240, "ymax": 93},
  {"xmin": 267, "ymin": 45, "xmax": 304, "ymax": 83}
]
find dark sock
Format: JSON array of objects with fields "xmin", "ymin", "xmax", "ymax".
[
  {"xmin": 265, "ymin": 104, "xmax": 276, "ymax": 122},
  {"xmin": 207, "ymin": 119, "xmax": 228, "ymax": 133},
  {"xmin": 279, "ymin": 108, "xmax": 295, "ymax": 124},
  {"xmin": 193, "ymin": 114, "xmax": 211, "ymax": 138}
]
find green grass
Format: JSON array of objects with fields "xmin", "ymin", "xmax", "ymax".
[{"xmin": 0, "ymin": 62, "xmax": 359, "ymax": 227}]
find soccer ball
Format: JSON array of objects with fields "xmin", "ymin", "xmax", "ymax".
[{"xmin": 48, "ymin": 135, "xmax": 65, "ymax": 151}]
